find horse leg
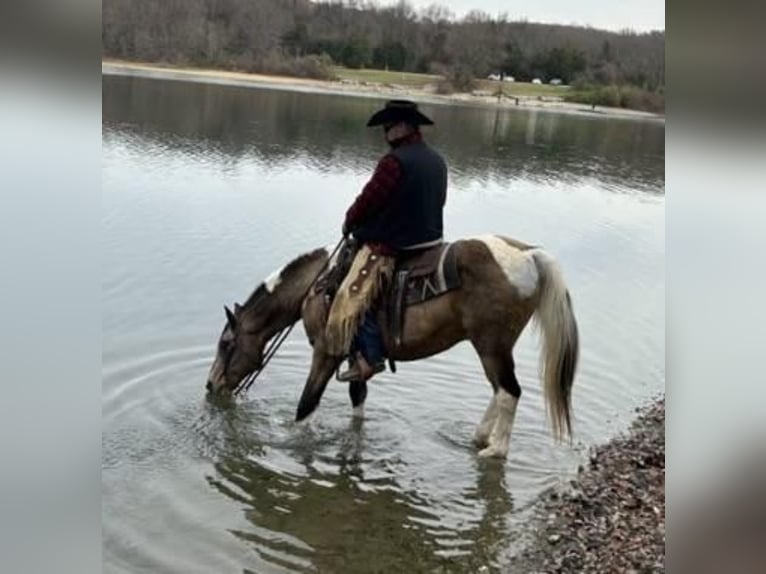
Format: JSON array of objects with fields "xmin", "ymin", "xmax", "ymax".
[
  {"xmin": 348, "ymin": 381, "xmax": 368, "ymax": 417},
  {"xmin": 475, "ymin": 351, "xmax": 521, "ymax": 459},
  {"xmin": 473, "ymin": 388, "xmax": 498, "ymax": 448},
  {"xmin": 296, "ymin": 349, "xmax": 342, "ymax": 422}
]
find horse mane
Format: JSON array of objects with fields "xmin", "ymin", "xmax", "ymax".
[
  {"xmin": 242, "ymin": 284, "xmax": 268, "ymax": 308},
  {"xmin": 242, "ymin": 247, "xmax": 327, "ymax": 309}
]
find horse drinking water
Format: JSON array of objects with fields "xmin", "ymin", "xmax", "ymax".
[{"xmin": 206, "ymin": 235, "xmax": 579, "ymax": 459}]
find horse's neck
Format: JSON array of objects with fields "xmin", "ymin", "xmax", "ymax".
[{"xmin": 263, "ymin": 247, "xmax": 330, "ymax": 329}]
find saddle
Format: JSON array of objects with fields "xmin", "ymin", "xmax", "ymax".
[
  {"xmin": 388, "ymin": 242, "xmax": 460, "ymax": 347},
  {"xmin": 317, "ymin": 239, "xmax": 461, "ymax": 355}
]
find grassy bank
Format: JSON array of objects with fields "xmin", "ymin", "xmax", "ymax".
[
  {"xmin": 332, "ymin": 67, "xmax": 438, "ymax": 88},
  {"xmin": 474, "ymin": 79, "xmax": 570, "ymax": 97},
  {"xmin": 333, "ymin": 66, "xmax": 571, "ymax": 98},
  {"xmin": 103, "ymin": 60, "xmax": 664, "ymax": 120},
  {"xmin": 565, "ymin": 84, "xmax": 665, "ymax": 113}
]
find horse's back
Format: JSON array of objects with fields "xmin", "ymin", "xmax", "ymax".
[
  {"xmin": 452, "ymin": 234, "xmax": 543, "ymax": 305},
  {"xmin": 454, "ymin": 234, "xmax": 538, "ymax": 253}
]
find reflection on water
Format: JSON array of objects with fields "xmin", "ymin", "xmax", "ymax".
[
  {"xmin": 102, "ymin": 74, "xmax": 664, "ymax": 573},
  {"xmin": 102, "ymin": 75, "xmax": 664, "ymax": 194},
  {"xmin": 200, "ymin": 400, "xmax": 515, "ymax": 572}
]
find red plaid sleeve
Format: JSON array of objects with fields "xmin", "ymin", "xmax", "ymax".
[{"xmin": 344, "ymin": 154, "xmax": 402, "ymax": 229}]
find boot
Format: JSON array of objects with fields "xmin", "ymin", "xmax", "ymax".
[{"xmin": 337, "ymin": 352, "xmax": 385, "ymax": 382}]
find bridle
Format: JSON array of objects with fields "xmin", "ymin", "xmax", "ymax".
[{"xmin": 232, "ymin": 237, "xmax": 346, "ymax": 396}]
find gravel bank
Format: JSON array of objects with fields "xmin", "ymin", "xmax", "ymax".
[{"xmin": 510, "ymin": 397, "xmax": 665, "ymax": 573}]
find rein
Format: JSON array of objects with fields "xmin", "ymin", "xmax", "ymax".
[{"xmin": 234, "ymin": 237, "xmax": 346, "ymax": 396}]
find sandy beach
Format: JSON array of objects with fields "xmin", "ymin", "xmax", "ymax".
[{"xmin": 102, "ymin": 60, "xmax": 664, "ymax": 122}]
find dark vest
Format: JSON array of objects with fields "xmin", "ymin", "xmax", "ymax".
[{"xmin": 355, "ymin": 142, "xmax": 447, "ymax": 250}]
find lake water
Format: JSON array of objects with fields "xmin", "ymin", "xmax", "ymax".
[{"xmin": 102, "ymin": 74, "xmax": 665, "ymax": 573}]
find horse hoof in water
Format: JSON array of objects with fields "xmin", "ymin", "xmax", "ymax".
[
  {"xmin": 473, "ymin": 434, "xmax": 490, "ymax": 449},
  {"xmin": 478, "ymin": 445, "xmax": 508, "ymax": 459}
]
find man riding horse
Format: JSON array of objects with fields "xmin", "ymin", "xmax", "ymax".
[
  {"xmin": 328, "ymin": 100, "xmax": 448, "ymax": 383},
  {"xmin": 206, "ymin": 99, "xmax": 579, "ymax": 458}
]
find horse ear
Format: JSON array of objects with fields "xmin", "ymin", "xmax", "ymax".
[
  {"xmin": 224, "ymin": 306, "xmax": 236, "ymax": 329},
  {"xmin": 234, "ymin": 302, "xmax": 242, "ymax": 314}
]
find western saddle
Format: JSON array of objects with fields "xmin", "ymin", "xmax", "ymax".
[{"xmin": 315, "ymin": 239, "xmax": 461, "ymax": 363}]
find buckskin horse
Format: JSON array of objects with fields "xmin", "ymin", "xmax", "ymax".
[{"xmin": 206, "ymin": 235, "xmax": 579, "ymax": 459}]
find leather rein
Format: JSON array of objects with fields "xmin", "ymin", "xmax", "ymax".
[{"xmin": 234, "ymin": 238, "xmax": 345, "ymax": 396}]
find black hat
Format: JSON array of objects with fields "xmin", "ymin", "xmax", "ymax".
[{"xmin": 366, "ymin": 100, "xmax": 434, "ymax": 127}]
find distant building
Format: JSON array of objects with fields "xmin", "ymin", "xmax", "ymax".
[
  {"xmin": 503, "ymin": 76, "xmax": 515, "ymax": 82},
  {"xmin": 487, "ymin": 73, "xmax": 501, "ymax": 81},
  {"xmin": 532, "ymin": 78, "xmax": 542, "ymax": 85},
  {"xmin": 550, "ymin": 78, "xmax": 563, "ymax": 85}
]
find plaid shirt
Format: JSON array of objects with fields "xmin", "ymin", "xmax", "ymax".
[{"xmin": 344, "ymin": 132, "xmax": 423, "ymax": 255}]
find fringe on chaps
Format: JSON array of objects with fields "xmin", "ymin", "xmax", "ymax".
[{"xmin": 324, "ymin": 245, "xmax": 394, "ymax": 356}]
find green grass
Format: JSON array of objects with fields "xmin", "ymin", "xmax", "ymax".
[
  {"xmin": 332, "ymin": 67, "xmax": 439, "ymax": 88},
  {"xmin": 475, "ymin": 79, "xmax": 570, "ymax": 97},
  {"xmin": 332, "ymin": 66, "xmax": 570, "ymax": 97}
]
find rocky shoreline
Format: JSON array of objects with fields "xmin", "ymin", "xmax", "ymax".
[{"xmin": 509, "ymin": 397, "xmax": 665, "ymax": 573}]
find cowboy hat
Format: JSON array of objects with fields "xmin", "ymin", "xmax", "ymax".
[{"xmin": 366, "ymin": 99, "xmax": 434, "ymax": 127}]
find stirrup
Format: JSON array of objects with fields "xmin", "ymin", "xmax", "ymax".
[{"xmin": 336, "ymin": 360, "xmax": 385, "ymax": 382}]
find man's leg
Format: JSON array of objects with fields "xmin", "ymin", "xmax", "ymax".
[
  {"xmin": 357, "ymin": 310, "xmax": 386, "ymax": 369},
  {"xmin": 337, "ymin": 310, "xmax": 386, "ymax": 381}
]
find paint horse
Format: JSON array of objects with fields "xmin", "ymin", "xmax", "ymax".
[{"xmin": 206, "ymin": 235, "xmax": 579, "ymax": 458}]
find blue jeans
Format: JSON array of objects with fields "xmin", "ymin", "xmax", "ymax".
[{"xmin": 351, "ymin": 310, "xmax": 385, "ymax": 365}]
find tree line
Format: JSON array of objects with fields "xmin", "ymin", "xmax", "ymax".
[{"xmin": 102, "ymin": 0, "xmax": 664, "ymax": 90}]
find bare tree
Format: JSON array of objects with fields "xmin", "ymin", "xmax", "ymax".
[{"xmin": 102, "ymin": 0, "xmax": 664, "ymax": 88}]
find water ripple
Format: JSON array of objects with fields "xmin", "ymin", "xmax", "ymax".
[{"xmin": 103, "ymin": 76, "xmax": 664, "ymax": 573}]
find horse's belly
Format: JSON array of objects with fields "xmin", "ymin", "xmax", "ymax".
[{"xmin": 383, "ymin": 292, "xmax": 466, "ymax": 360}]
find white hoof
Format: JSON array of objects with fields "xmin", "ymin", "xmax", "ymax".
[{"xmin": 478, "ymin": 444, "xmax": 507, "ymax": 459}]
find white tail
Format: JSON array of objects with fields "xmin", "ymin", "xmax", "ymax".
[{"xmin": 532, "ymin": 250, "xmax": 579, "ymax": 441}]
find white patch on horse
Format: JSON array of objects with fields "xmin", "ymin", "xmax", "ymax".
[
  {"xmin": 474, "ymin": 393, "xmax": 498, "ymax": 447},
  {"xmin": 476, "ymin": 235, "xmax": 539, "ymax": 298},
  {"xmin": 352, "ymin": 404, "xmax": 364, "ymax": 418},
  {"xmin": 264, "ymin": 265, "xmax": 284, "ymax": 293},
  {"xmin": 478, "ymin": 389, "xmax": 518, "ymax": 458}
]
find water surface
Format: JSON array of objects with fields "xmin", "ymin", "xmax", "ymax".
[{"xmin": 102, "ymin": 75, "xmax": 664, "ymax": 573}]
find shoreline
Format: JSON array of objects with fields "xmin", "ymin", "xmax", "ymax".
[
  {"xmin": 102, "ymin": 60, "xmax": 664, "ymax": 123},
  {"xmin": 509, "ymin": 396, "xmax": 665, "ymax": 573}
]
